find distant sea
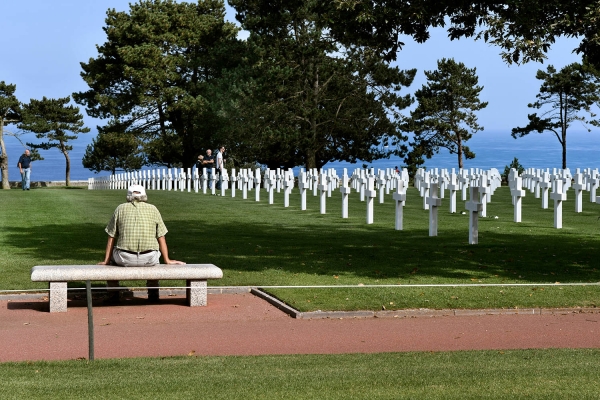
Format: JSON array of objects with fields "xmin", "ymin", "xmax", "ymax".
[{"xmin": 3, "ymin": 130, "xmax": 600, "ymax": 182}]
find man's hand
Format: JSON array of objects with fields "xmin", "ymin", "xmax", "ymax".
[
  {"xmin": 97, "ymin": 261, "xmax": 109, "ymax": 265},
  {"xmin": 166, "ymin": 260, "xmax": 186, "ymax": 265}
]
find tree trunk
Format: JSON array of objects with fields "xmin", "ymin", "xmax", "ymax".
[
  {"xmin": 562, "ymin": 128, "xmax": 567, "ymax": 170},
  {"xmin": 0, "ymin": 122, "xmax": 10, "ymax": 189},
  {"xmin": 61, "ymin": 142, "xmax": 71, "ymax": 186},
  {"xmin": 306, "ymin": 147, "xmax": 317, "ymax": 170},
  {"xmin": 457, "ymin": 133, "xmax": 464, "ymax": 169}
]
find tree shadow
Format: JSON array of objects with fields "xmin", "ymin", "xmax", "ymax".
[{"xmin": 3, "ymin": 215, "xmax": 599, "ymax": 285}]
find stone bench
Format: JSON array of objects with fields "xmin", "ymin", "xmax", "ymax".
[{"xmin": 31, "ymin": 264, "xmax": 223, "ymax": 312}]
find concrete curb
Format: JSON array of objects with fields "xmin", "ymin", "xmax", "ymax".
[
  {"xmin": 248, "ymin": 289, "xmax": 600, "ymax": 319},
  {"xmin": 2, "ymin": 288, "xmax": 598, "ymax": 319},
  {"xmin": 250, "ymin": 288, "xmax": 299, "ymax": 317}
]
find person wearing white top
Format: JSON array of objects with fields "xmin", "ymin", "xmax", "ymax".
[{"xmin": 216, "ymin": 146, "xmax": 225, "ymax": 191}]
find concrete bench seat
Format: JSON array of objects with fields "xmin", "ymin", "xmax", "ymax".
[{"xmin": 31, "ymin": 264, "xmax": 223, "ymax": 312}]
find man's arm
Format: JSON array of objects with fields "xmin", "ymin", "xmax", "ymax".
[
  {"xmin": 158, "ymin": 236, "xmax": 185, "ymax": 264},
  {"xmin": 98, "ymin": 236, "xmax": 115, "ymax": 265}
]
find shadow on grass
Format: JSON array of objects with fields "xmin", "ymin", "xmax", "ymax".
[
  {"xmin": 3, "ymin": 217, "xmax": 600, "ymax": 285},
  {"xmin": 170, "ymin": 218, "xmax": 600, "ymax": 284},
  {"xmin": 3, "ymin": 223, "xmax": 106, "ymax": 263}
]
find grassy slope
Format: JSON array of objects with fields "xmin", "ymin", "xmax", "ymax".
[{"xmin": 1, "ymin": 185, "xmax": 599, "ymax": 310}]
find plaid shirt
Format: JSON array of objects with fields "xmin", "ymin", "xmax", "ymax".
[{"xmin": 105, "ymin": 201, "xmax": 168, "ymax": 252}]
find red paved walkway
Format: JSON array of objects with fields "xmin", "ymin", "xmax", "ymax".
[{"xmin": 1, "ymin": 293, "xmax": 599, "ymax": 362}]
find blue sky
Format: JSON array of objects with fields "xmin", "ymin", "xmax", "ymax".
[{"xmin": 0, "ymin": 0, "xmax": 589, "ymax": 135}]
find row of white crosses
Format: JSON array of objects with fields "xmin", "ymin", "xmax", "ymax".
[
  {"xmin": 87, "ymin": 166, "xmax": 479, "ymax": 243},
  {"xmin": 89, "ymin": 165, "xmax": 600, "ymax": 243},
  {"xmin": 414, "ymin": 167, "xmax": 501, "ymax": 215},
  {"xmin": 88, "ymin": 168, "xmax": 200, "ymax": 192},
  {"xmin": 507, "ymin": 167, "xmax": 595, "ymax": 229},
  {"xmin": 413, "ymin": 168, "xmax": 502, "ymax": 244}
]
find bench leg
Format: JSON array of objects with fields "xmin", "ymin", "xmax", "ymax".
[
  {"xmin": 147, "ymin": 280, "xmax": 159, "ymax": 301},
  {"xmin": 49, "ymin": 282, "xmax": 67, "ymax": 312},
  {"xmin": 186, "ymin": 280, "xmax": 207, "ymax": 306}
]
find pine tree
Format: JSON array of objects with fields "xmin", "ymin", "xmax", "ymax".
[
  {"xmin": 20, "ymin": 96, "xmax": 89, "ymax": 186},
  {"xmin": 512, "ymin": 62, "xmax": 600, "ymax": 169},
  {"xmin": 404, "ymin": 58, "xmax": 487, "ymax": 169}
]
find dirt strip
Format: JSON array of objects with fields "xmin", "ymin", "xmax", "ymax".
[{"xmin": 1, "ymin": 293, "xmax": 599, "ymax": 362}]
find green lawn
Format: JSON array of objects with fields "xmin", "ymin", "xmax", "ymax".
[
  {"xmin": 1, "ymin": 185, "xmax": 599, "ymax": 311},
  {"xmin": 1, "ymin": 349, "xmax": 599, "ymax": 399}
]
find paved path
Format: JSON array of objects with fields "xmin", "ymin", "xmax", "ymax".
[{"xmin": 1, "ymin": 293, "xmax": 599, "ymax": 362}]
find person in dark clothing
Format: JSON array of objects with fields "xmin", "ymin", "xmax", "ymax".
[
  {"xmin": 17, "ymin": 149, "xmax": 32, "ymax": 190},
  {"xmin": 202, "ymin": 149, "xmax": 216, "ymax": 189}
]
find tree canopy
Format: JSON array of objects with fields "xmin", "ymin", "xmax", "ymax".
[
  {"xmin": 327, "ymin": 0, "xmax": 600, "ymax": 67},
  {"xmin": 403, "ymin": 58, "xmax": 487, "ymax": 169},
  {"xmin": 19, "ymin": 96, "xmax": 90, "ymax": 186},
  {"xmin": 83, "ymin": 120, "xmax": 144, "ymax": 175},
  {"xmin": 227, "ymin": 0, "xmax": 416, "ymax": 169},
  {"xmin": 511, "ymin": 62, "xmax": 600, "ymax": 169},
  {"xmin": 73, "ymin": 0, "xmax": 242, "ymax": 169}
]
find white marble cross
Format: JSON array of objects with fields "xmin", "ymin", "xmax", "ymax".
[
  {"xmin": 359, "ymin": 170, "xmax": 367, "ymax": 202},
  {"xmin": 393, "ymin": 178, "xmax": 407, "ymax": 230},
  {"xmin": 447, "ymin": 173, "xmax": 459, "ymax": 213},
  {"xmin": 539, "ymin": 172, "xmax": 551, "ymax": 209},
  {"xmin": 283, "ymin": 170, "xmax": 294, "ymax": 208},
  {"xmin": 275, "ymin": 168, "xmax": 282, "ymax": 193},
  {"xmin": 340, "ymin": 170, "xmax": 351, "ymax": 218},
  {"xmin": 590, "ymin": 172, "xmax": 599, "ymax": 203},
  {"xmin": 254, "ymin": 168, "xmax": 261, "ymax": 202},
  {"xmin": 220, "ymin": 169, "xmax": 228, "ymax": 196},
  {"xmin": 312, "ymin": 169, "xmax": 319, "ymax": 196},
  {"xmin": 511, "ymin": 176, "xmax": 526, "ymax": 223},
  {"xmin": 242, "ymin": 169, "xmax": 250, "ymax": 199},
  {"xmin": 266, "ymin": 170, "xmax": 276, "ymax": 204},
  {"xmin": 477, "ymin": 175, "xmax": 489, "ymax": 217},
  {"xmin": 466, "ymin": 186, "xmax": 483, "ymax": 244},
  {"xmin": 422, "ymin": 172, "xmax": 431, "ymax": 210},
  {"xmin": 533, "ymin": 170, "xmax": 541, "ymax": 198},
  {"xmin": 550, "ymin": 178, "xmax": 567, "ymax": 229},
  {"xmin": 231, "ymin": 168, "xmax": 238, "ymax": 198},
  {"xmin": 186, "ymin": 168, "xmax": 191, "ymax": 192},
  {"xmin": 298, "ymin": 171, "xmax": 308, "ymax": 211},
  {"xmin": 210, "ymin": 168, "xmax": 216, "ymax": 195},
  {"xmin": 324, "ymin": 169, "xmax": 333, "ymax": 197},
  {"xmin": 377, "ymin": 170, "xmax": 386, "ymax": 204},
  {"xmin": 318, "ymin": 173, "xmax": 328, "ymax": 214},
  {"xmin": 573, "ymin": 171, "xmax": 584, "ymax": 213},
  {"xmin": 201, "ymin": 168, "xmax": 208, "ymax": 194},
  {"xmin": 192, "ymin": 168, "xmax": 198, "ymax": 193},
  {"xmin": 167, "ymin": 170, "xmax": 173, "ymax": 191},
  {"xmin": 365, "ymin": 175, "xmax": 376, "ymax": 224},
  {"xmin": 426, "ymin": 183, "xmax": 442, "ymax": 236}
]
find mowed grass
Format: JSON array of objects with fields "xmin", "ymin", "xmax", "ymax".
[
  {"xmin": 1, "ymin": 349, "xmax": 599, "ymax": 399},
  {"xmin": 1, "ymin": 184, "xmax": 600, "ymax": 311}
]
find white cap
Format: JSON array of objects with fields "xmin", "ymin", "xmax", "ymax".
[{"xmin": 127, "ymin": 184, "xmax": 146, "ymax": 197}]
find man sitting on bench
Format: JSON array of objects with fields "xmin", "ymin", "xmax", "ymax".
[{"xmin": 98, "ymin": 184, "xmax": 185, "ymax": 303}]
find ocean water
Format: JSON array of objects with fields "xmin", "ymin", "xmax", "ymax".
[{"xmin": 3, "ymin": 130, "xmax": 600, "ymax": 182}]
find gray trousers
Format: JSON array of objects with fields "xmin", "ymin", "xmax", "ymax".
[{"xmin": 108, "ymin": 249, "xmax": 161, "ymax": 296}]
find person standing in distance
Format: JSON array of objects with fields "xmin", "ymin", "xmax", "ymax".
[
  {"xmin": 98, "ymin": 184, "xmax": 185, "ymax": 303},
  {"xmin": 202, "ymin": 149, "xmax": 215, "ymax": 189},
  {"xmin": 17, "ymin": 149, "xmax": 32, "ymax": 190},
  {"xmin": 216, "ymin": 146, "xmax": 225, "ymax": 191}
]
